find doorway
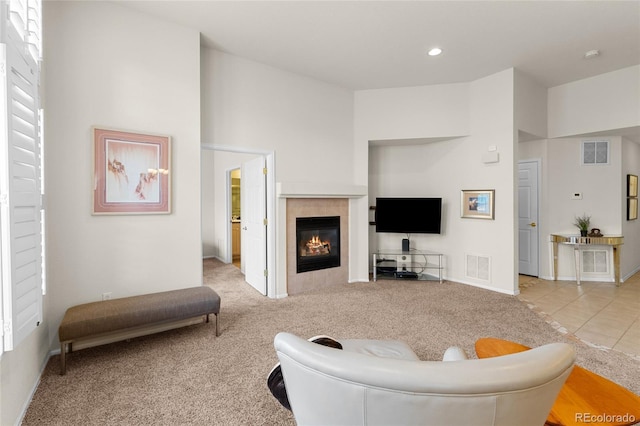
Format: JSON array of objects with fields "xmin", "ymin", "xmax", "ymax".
[
  {"xmin": 201, "ymin": 145, "xmax": 276, "ymax": 297},
  {"xmin": 230, "ymin": 168, "xmax": 241, "ymax": 268}
]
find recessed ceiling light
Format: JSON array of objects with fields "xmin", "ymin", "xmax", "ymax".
[
  {"xmin": 584, "ymin": 49, "xmax": 600, "ymax": 59},
  {"xmin": 428, "ymin": 47, "xmax": 442, "ymax": 56}
]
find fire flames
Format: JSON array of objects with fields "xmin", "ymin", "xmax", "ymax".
[{"xmin": 303, "ymin": 235, "xmax": 331, "ymax": 256}]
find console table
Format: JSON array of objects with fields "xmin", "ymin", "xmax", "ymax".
[
  {"xmin": 372, "ymin": 249, "xmax": 444, "ymax": 283},
  {"xmin": 551, "ymin": 234, "xmax": 624, "ymax": 286}
]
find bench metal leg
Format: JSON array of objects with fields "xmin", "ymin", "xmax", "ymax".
[
  {"xmin": 206, "ymin": 313, "xmax": 220, "ymax": 336},
  {"xmin": 60, "ymin": 342, "xmax": 67, "ymax": 375}
]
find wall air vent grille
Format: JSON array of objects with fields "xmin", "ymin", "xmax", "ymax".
[
  {"xmin": 581, "ymin": 140, "xmax": 609, "ymax": 165},
  {"xmin": 581, "ymin": 250, "xmax": 608, "ymax": 274},
  {"xmin": 465, "ymin": 254, "xmax": 491, "ymax": 282}
]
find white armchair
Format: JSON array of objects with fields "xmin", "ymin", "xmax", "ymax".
[{"xmin": 274, "ymin": 332, "xmax": 575, "ymax": 426}]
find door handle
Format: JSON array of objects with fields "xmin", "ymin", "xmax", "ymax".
[{"xmin": 530, "ymin": 222, "xmax": 537, "ymax": 227}]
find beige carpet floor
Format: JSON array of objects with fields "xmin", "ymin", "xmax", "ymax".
[{"xmin": 22, "ymin": 258, "xmax": 640, "ymax": 425}]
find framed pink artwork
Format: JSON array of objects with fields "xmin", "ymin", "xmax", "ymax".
[{"xmin": 93, "ymin": 127, "xmax": 171, "ymax": 214}]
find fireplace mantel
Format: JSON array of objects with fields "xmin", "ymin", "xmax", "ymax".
[{"xmin": 277, "ymin": 182, "xmax": 367, "ymax": 199}]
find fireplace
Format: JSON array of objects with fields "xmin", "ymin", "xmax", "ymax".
[
  {"xmin": 296, "ymin": 216, "xmax": 340, "ymax": 273},
  {"xmin": 286, "ymin": 199, "xmax": 348, "ymax": 295}
]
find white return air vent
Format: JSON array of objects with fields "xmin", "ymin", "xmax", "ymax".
[
  {"xmin": 582, "ymin": 250, "xmax": 608, "ymax": 274},
  {"xmin": 581, "ymin": 140, "xmax": 609, "ymax": 165},
  {"xmin": 466, "ymin": 253, "xmax": 491, "ymax": 282}
]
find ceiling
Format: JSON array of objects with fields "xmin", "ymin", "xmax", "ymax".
[
  {"xmin": 119, "ymin": 0, "xmax": 640, "ymax": 91},
  {"xmin": 118, "ymin": 1, "xmax": 640, "ymax": 142}
]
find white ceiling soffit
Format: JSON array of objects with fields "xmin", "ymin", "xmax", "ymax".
[
  {"xmin": 117, "ymin": 1, "xmax": 640, "ymax": 90},
  {"xmin": 571, "ymin": 126, "xmax": 640, "ymax": 144},
  {"xmin": 369, "ymin": 136, "xmax": 467, "ymax": 147}
]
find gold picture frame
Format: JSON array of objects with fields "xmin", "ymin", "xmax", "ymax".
[
  {"xmin": 628, "ymin": 197, "xmax": 638, "ymax": 221},
  {"xmin": 461, "ymin": 190, "xmax": 495, "ymax": 219},
  {"xmin": 628, "ymin": 174, "xmax": 638, "ymax": 198}
]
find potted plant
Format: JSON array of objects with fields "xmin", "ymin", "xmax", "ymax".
[{"xmin": 573, "ymin": 214, "xmax": 591, "ymax": 237}]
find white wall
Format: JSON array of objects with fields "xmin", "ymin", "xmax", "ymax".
[
  {"xmin": 515, "ymin": 70, "xmax": 547, "ymax": 139},
  {"xmin": 519, "ymin": 136, "xmax": 635, "ymax": 281},
  {"xmin": 203, "ymin": 49, "xmax": 355, "ymax": 184},
  {"xmin": 200, "ymin": 48, "xmax": 356, "ymax": 295},
  {"xmin": 548, "ymin": 66, "xmax": 640, "ymax": 138},
  {"xmin": 0, "ymin": 320, "xmax": 50, "ymax": 425},
  {"xmin": 464, "ymin": 69, "xmax": 517, "ymax": 293},
  {"xmin": 359, "ymin": 69, "xmax": 518, "ymax": 294},
  {"xmin": 546, "ymin": 137, "xmax": 623, "ymax": 279},
  {"xmin": 44, "ymin": 0, "xmax": 202, "ymax": 321},
  {"xmin": 43, "ymin": 0, "xmax": 202, "ymax": 351},
  {"xmin": 201, "ymin": 149, "xmax": 217, "ymax": 258},
  {"xmin": 3, "ymin": 2, "xmax": 203, "ymax": 423},
  {"xmin": 547, "ymin": 138, "xmax": 622, "ymax": 235},
  {"xmin": 355, "ymin": 83, "xmax": 470, "ymax": 141}
]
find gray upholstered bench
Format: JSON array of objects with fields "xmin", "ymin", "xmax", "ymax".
[{"xmin": 58, "ymin": 286, "xmax": 220, "ymax": 375}]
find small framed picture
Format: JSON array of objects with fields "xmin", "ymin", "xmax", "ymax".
[
  {"xmin": 461, "ymin": 190, "xmax": 495, "ymax": 220},
  {"xmin": 93, "ymin": 127, "xmax": 171, "ymax": 214},
  {"xmin": 628, "ymin": 174, "xmax": 638, "ymax": 198},
  {"xmin": 628, "ymin": 197, "xmax": 638, "ymax": 221}
]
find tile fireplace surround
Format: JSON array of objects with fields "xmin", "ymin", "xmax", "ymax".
[{"xmin": 286, "ymin": 198, "xmax": 349, "ymax": 295}]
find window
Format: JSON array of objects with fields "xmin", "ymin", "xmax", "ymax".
[
  {"xmin": 1, "ymin": 0, "xmax": 43, "ymax": 355},
  {"xmin": 581, "ymin": 140, "xmax": 609, "ymax": 165}
]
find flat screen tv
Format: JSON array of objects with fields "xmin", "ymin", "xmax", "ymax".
[{"xmin": 375, "ymin": 197, "xmax": 442, "ymax": 234}]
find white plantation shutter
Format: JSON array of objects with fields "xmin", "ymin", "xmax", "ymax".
[
  {"xmin": 26, "ymin": 0, "xmax": 42, "ymax": 61},
  {"xmin": 1, "ymin": 0, "xmax": 43, "ymax": 353},
  {"xmin": 7, "ymin": 0, "xmax": 42, "ymax": 62},
  {"xmin": 8, "ymin": 0, "xmax": 28, "ymax": 37}
]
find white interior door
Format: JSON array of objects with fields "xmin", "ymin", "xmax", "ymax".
[
  {"xmin": 241, "ymin": 156, "xmax": 267, "ymax": 295},
  {"xmin": 518, "ymin": 160, "xmax": 539, "ymax": 276}
]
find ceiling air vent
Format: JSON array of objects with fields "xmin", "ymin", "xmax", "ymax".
[{"xmin": 581, "ymin": 140, "xmax": 609, "ymax": 165}]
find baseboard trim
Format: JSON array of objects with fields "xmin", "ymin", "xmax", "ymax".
[
  {"xmin": 622, "ymin": 265, "xmax": 640, "ymax": 283},
  {"xmin": 17, "ymin": 350, "xmax": 53, "ymax": 426},
  {"xmin": 454, "ymin": 277, "xmax": 518, "ymax": 296}
]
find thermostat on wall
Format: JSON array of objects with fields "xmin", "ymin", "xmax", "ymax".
[{"xmin": 571, "ymin": 192, "xmax": 583, "ymax": 200}]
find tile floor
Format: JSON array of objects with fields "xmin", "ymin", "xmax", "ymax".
[{"xmin": 518, "ymin": 272, "xmax": 640, "ymax": 358}]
